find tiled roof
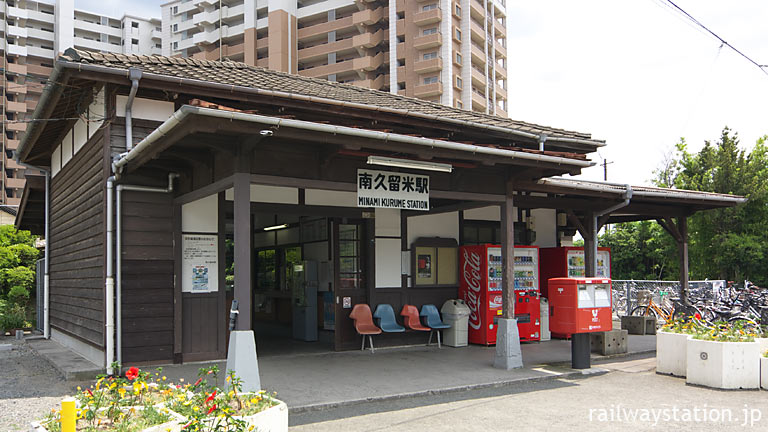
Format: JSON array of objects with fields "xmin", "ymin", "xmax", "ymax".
[{"xmin": 59, "ymin": 49, "xmax": 604, "ymax": 147}]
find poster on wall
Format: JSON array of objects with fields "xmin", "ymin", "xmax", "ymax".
[{"xmin": 182, "ymin": 234, "xmax": 218, "ymax": 293}]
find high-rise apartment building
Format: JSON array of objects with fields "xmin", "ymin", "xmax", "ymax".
[
  {"xmin": 161, "ymin": 0, "xmax": 507, "ymax": 115},
  {"xmin": 1, "ymin": 0, "xmax": 161, "ymax": 205}
]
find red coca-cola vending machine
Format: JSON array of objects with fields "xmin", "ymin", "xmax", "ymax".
[{"xmin": 460, "ymin": 245, "xmax": 540, "ymax": 345}]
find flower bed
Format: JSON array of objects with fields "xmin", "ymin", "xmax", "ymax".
[
  {"xmin": 32, "ymin": 365, "xmax": 286, "ymax": 432},
  {"xmin": 656, "ymin": 331, "xmax": 690, "ymax": 377}
]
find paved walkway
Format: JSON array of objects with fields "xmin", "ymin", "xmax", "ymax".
[{"xmin": 157, "ymin": 335, "xmax": 656, "ymax": 411}]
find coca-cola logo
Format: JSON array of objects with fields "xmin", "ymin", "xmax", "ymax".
[{"xmin": 463, "ymin": 250, "xmax": 482, "ymax": 330}]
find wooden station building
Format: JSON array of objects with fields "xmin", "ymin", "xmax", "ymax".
[{"xmin": 15, "ymin": 49, "xmax": 745, "ymax": 368}]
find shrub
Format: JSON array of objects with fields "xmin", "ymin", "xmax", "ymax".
[
  {"xmin": 2, "ymin": 266, "xmax": 35, "ymax": 304},
  {"xmin": 0, "ymin": 303, "xmax": 27, "ymax": 330},
  {"xmin": 8, "ymin": 244, "xmax": 39, "ymax": 268}
]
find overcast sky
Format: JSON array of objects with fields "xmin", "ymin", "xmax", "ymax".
[{"xmin": 75, "ymin": 1, "xmax": 768, "ymax": 186}]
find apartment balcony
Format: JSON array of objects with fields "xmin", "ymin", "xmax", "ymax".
[
  {"xmin": 5, "ymin": 101, "xmax": 27, "ymax": 113},
  {"xmin": 7, "ymin": 7, "xmax": 28, "ymax": 20},
  {"xmin": 25, "ymin": 99, "xmax": 38, "ymax": 111},
  {"xmin": 74, "ymin": 20, "xmax": 121, "ymax": 37},
  {"xmin": 74, "ymin": 37, "xmax": 117, "ymax": 53},
  {"xmin": 396, "ymin": 42, "xmax": 405, "ymax": 59},
  {"xmin": 8, "ymin": 25, "xmax": 27, "ymax": 38},
  {"xmin": 413, "ymin": 57, "xmax": 442, "ymax": 74},
  {"xmin": 397, "ymin": 65, "xmax": 406, "ymax": 79},
  {"xmin": 6, "ymin": 83, "xmax": 26, "ymax": 95},
  {"xmin": 27, "ymin": 64, "xmax": 52, "ymax": 77},
  {"xmin": 191, "ymin": 41, "xmax": 245, "ymax": 61},
  {"xmin": 5, "ymin": 121, "xmax": 26, "ymax": 132},
  {"xmin": 256, "ymin": 58, "xmax": 268, "ymax": 68},
  {"xmin": 351, "ymin": 74, "xmax": 386, "ymax": 90},
  {"xmin": 177, "ymin": 37, "xmax": 197, "ymax": 50},
  {"xmin": 471, "ymin": 43, "xmax": 486, "ymax": 64},
  {"xmin": 6, "ymin": 159, "xmax": 22, "ymax": 170},
  {"xmin": 27, "ymin": 10, "xmax": 56, "ymax": 24},
  {"xmin": 179, "ymin": 0, "xmax": 200, "ymax": 14},
  {"xmin": 7, "ymin": 44, "xmax": 27, "ymax": 57},
  {"xmin": 495, "ymin": 85, "xmax": 507, "ymax": 100},
  {"xmin": 353, "ymin": 7, "xmax": 385, "ymax": 26},
  {"xmin": 152, "ymin": 29, "xmax": 163, "ymax": 40},
  {"xmin": 470, "ymin": 0, "xmax": 485, "ymax": 20},
  {"xmin": 298, "ymin": 39, "xmax": 354, "ymax": 62},
  {"xmin": 495, "ymin": 40, "xmax": 506, "ymax": 58},
  {"xmin": 297, "ymin": 16, "xmax": 354, "ymax": 40},
  {"xmin": 470, "ymin": 19, "xmax": 485, "ymax": 42},
  {"xmin": 5, "ymin": 177, "xmax": 26, "ymax": 190},
  {"xmin": 413, "ymin": 8, "xmax": 442, "ymax": 26},
  {"xmin": 414, "ymin": 82, "xmax": 442, "ymax": 98},
  {"xmin": 352, "ymin": 52, "xmax": 384, "ymax": 71},
  {"xmin": 353, "ymin": 29, "xmax": 385, "ymax": 49},
  {"xmin": 471, "ymin": 66, "xmax": 486, "ymax": 87},
  {"xmin": 5, "ymin": 197, "xmax": 21, "ymax": 206},
  {"xmin": 6, "ymin": 63, "xmax": 27, "ymax": 75},
  {"xmin": 494, "ymin": 19, "xmax": 505, "ymax": 37},
  {"xmin": 5, "ymin": 139, "xmax": 20, "ymax": 151},
  {"xmin": 472, "ymin": 90, "xmax": 487, "ymax": 110},
  {"xmin": 27, "ymin": 27, "xmax": 57, "ymax": 41},
  {"xmin": 413, "ymin": 33, "xmax": 442, "ymax": 50}
]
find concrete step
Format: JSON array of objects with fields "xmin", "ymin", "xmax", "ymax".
[{"xmin": 28, "ymin": 338, "xmax": 102, "ymax": 381}]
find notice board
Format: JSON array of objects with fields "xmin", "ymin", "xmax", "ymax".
[{"xmin": 182, "ymin": 234, "xmax": 219, "ymax": 293}]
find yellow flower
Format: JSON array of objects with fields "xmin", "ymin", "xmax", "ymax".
[
  {"xmin": 249, "ymin": 398, "xmax": 259, "ymax": 404},
  {"xmin": 118, "ymin": 388, "xmax": 126, "ymax": 398},
  {"xmin": 248, "ymin": 426, "xmax": 255, "ymax": 431},
  {"xmin": 162, "ymin": 376, "xmax": 167, "ymax": 381},
  {"xmin": 77, "ymin": 386, "xmax": 81, "ymax": 391},
  {"xmin": 226, "ymin": 376, "xmax": 231, "ymax": 382},
  {"xmin": 228, "ymin": 391, "xmax": 235, "ymax": 398},
  {"xmin": 193, "ymin": 406, "xmax": 199, "ymax": 412}
]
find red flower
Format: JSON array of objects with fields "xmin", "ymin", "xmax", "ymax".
[
  {"xmin": 86, "ymin": 389, "xmax": 94, "ymax": 397},
  {"xmin": 205, "ymin": 390, "xmax": 217, "ymax": 404},
  {"xmin": 207, "ymin": 404, "xmax": 217, "ymax": 415},
  {"xmin": 125, "ymin": 367, "xmax": 139, "ymax": 381},
  {"xmin": 193, "ymin": 378, "xmax": 203, "ymax": 387},
  {"xmin": 694, "ymin": 313, "xmax": 702, "ymax": 320}
]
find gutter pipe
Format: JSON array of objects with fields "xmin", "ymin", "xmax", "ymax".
[
  {"xmin": 112, "ymin": 105, "xmax": 594, "ymax": 176},
  {"xmin": 13, "ymin": 155, "xmax": 50, "ymax": 340},
  {"xmin": 124, "ymin": 68, "xmax": 143, "ymax": 151},
  {"xmin": 106, "ymin": 177, "xmax": 115, "ymax": 374},
  {"xmin": 115, "ymin": 173, "xmax": 178, "ymax": 366},
  {"xmin": 54, "ymin": 60, "xmax": 606, "ymax": 150},
  {"xmin": 587, "ymin": 185, "xmax": 632, "ymax": 276}
]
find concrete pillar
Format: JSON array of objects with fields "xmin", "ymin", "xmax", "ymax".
[
  {"xmin": 495, "ymin": 179, "xmax": 522, "ymax": 370},
  {"xmin": 233, "ymin": 172, "xmax": 252, "ymax": 330},
  {"xmin": 267, "ymin": 0, "xmax": 297, "ymax": 73}
]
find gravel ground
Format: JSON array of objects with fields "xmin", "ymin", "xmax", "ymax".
[{"xmin": 0, "ymin": 337, "xmax": 90, "ymax": 432}]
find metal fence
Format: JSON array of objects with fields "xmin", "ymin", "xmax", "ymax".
[{"xmin": 611, "ymin": 279, "xmax": 726, "ymax": 316}]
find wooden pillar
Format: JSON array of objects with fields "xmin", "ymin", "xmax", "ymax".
[
  {"xmin": 500, "ymin": 179, "xmax": 515, "ymax": 319},
  {"xmin": 233, "ymin": 172, "xmax": 252, "ymax": 330},
  {"xmin": 583, "ymin": 212, "xmax": 597, "ymax": 278},
  {"xmin": 678, "ymin": 215, "xmax": 689, "ymax": 305}
]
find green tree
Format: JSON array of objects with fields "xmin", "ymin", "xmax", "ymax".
[
  {"xmin": 598, "ymin": 222, "xmax": 677, "ymax": 280},
  {"xmin": 654, "ymin": 128, "xmax": 768, "ymax": 285}
]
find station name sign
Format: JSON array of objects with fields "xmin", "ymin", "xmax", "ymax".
[{"xmin": 357, "ymin": 169, "xmax": 430, "ymax": 211}]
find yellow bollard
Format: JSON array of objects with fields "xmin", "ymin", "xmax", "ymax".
[{"xmin": 60, "ymin": 397, "xmax": 76, "ymax": 432}]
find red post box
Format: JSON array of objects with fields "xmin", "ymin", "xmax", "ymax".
[{"xmin": 548, "ymin": 278, "xmax": 612, "ymax": 334}]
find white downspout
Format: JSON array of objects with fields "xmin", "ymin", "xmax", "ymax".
[
  {"xmin": 124, "ymin": 68, "xmax": 143, "ymax": 151},
  {"xmin": 115, "ymin": 173, "xmax": 178, "ymax": 367},
  {"xmin": 106, "ymin": 177, "xmax": 115, "ymax": 374}
]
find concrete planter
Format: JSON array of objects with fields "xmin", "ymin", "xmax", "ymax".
[
  {"xmin": 233, "ymin": 396, "xmax": 288, "ymax": 432},
  {"xmin": 761, "ymin": 357, "xmax": 768, "ymax": 390},
  {"xmin": 685, "ymin": 338, "xmax": 761, "ymax": 389},
  {"xmin": 656, "ymin": 331, "xmax": 690, "ymax": 377}
]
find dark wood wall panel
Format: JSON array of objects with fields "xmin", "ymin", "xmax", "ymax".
[
  {"xmin": 181, "ymin": 294, "xmax": 221, "ymax": 359},
  {"xmin": 119, "ymin": 189, "xmax": 175, "ymax": 364},
  {"xmin": 49, "ymin": 132, "xmax": 105, "ymax": 348}
]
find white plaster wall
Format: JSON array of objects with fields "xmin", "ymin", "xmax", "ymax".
[
  {"xmin": 116, "ymin": 96, "xmax": 175, "ymax": 121},
  {"xmin": 51, "ymin": 144, "xmax": 62, "ymax": 177},
  {"xmin": 60, "ymin": 130, "xmax": 73, "ymax": 167},
  {"xmin": 407, "ymin": 211, "xmax": 459, "ymax": 248},
  {"xmin": 73, "ymin": 118, "xmax": 87, "ymax": 153},
  {"xmin": 375, "ymin": 238, "xmax": 402, "ymax": 288},
  {"xmin": 182, "ymin": 194, "xmax": 218, "ymax": 233},
  {"xmin": 375, "ymin": 208, "xmax": 400, "ymax": 237},
  {"xmin": 225, "ymin": 185, "xmax": 299, "ymax": 204},
  {"xmin": 305, "ymin": 189, "xmax": 356, "ymax": 207},
  {"xmin": 463, "ymin": 205, "xmax": 500, "ymax": 221},
  {"xmin": 532, "ymin": 208, "xmax": 557, "ymax": 248}
]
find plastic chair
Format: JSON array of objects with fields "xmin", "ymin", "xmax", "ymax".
[
  {"xmin": 400, "ymin": 305, "xmax": 431, "ymax": 342},
  {"xmin": 350, "ymin": 304, "xmax": 382, "ymax": 353},
  {"xmin": 373, "ymin": 304, "xmax": 405, "ymax": 333},
  {"xmin": 420, "ymin": 304, "xmax": 451, "ymax": 348}
]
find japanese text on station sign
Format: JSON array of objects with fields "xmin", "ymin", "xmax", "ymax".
[{"xmin": 357, "ymin": 169, "xmax": 429, "ymax": 211}]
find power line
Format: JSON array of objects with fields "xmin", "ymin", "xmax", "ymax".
[{"xmin": 661, "ymin": 0, "xmax": 768, "ymax": 77}]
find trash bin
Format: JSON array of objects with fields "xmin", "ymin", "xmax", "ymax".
[
  {"xmin": 441, "ymin": 299, "xmax": 470, "ymax": 347},
  {"xmin": 540, "ymin": 297, "xmax": 551, "ymax": 341}
]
